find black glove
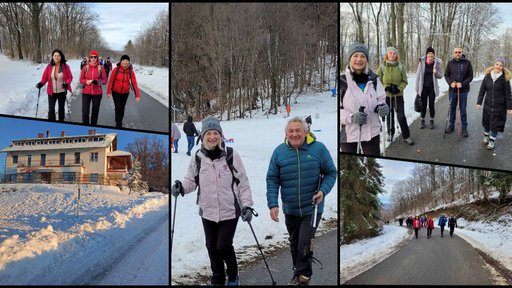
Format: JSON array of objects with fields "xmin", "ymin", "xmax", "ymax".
[
  {"xmin": 385, "ymin": 86, "xmax": 392, "ymax": 93},
  {"xmin": 374, "ymin": 103, "xmax": 390, "ymax": 117},
  {"xmin": 241, "ymin": 207, "xmax": 253, "ymax": 223},
  {"xmin": 62, "ymin": 82, "xmax": 68, "ymax": 90},
  {"xmin": 171, "ymin": 180, "xmax": 184, "ymax": 197},
  {"xmin": 390, "ymin": 84, "xmax": 400, "ymax": 95},
  {"xmin": 36, "ymin": 82, "xmax": 43, "ymax": 89},
  {"xmin": 351, "ymin": 111, "xmax": 368, "ymax": 125},
  {"xmin": 91, "ymin": 79, "xmax": 98, "ymax": 85}
]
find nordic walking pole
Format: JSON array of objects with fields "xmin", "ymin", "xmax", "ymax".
[
  {"xmin": 457, "ymin": 87, "xmax": 461, "ymax": 140},
  {"xmin": 312, "ymin": 174, "xmax": 323, "ymax": 228},
  {"xmin": 357, "ymin": 106, "xmax": 366, "ymax": 154},
  {"xmin": 246, "ymin": 209, "xmax": 276, "ymax": 286},
  {"xmin": 36, "ymin": 87, "xmax": 41, "ymax": 118},
  {"xmin": 381, "ymin": 116, "xmax": 386, "ymax": 156},
  {"xmin": 171, "ymin": 180, "xmax": 181, "ymax": 253}
]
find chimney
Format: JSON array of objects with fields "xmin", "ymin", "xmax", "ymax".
[
  {"xmin": 61, "ymin": 131, "xmax": 65, "ymax": 137},
  {"xmin": 88, "ymin": 129, "xmax": 93, "ymax": 135},
  {"xmin": 37, "ymin": 133, "xmax": 43, "ymax": 139},
  {"xmin": 46, "ymin": 130, "xmax": 50, "ymax": 138}
]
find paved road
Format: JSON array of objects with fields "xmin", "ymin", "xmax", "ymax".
[
  {"xmin": 386, "ymin": 80, "xmax": 512, "ymax": 172},
  {"xmin": 345, "ymin": 227, "xmax": 495, "ymax": 285},
  {"xmin": 238, "ymin": 229, "xmax": 337, "ymax": 286},
  {"xmin": 68, "ymin": 84, "xmax": 169, "ymax": 133}
]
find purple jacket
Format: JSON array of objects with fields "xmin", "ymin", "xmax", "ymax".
[{"xmin": 181, "ymin": 145, "xmax": 253, "ymax": 223}]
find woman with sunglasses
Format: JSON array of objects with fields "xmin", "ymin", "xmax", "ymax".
[
  {"xmin": 36, "ymin": 49, "xmax": 73, "ymax": 122},
  {"xmin": 80, "ymin": 50, "xmax": 107, "ymax": 125}
]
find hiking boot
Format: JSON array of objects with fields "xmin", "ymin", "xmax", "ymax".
[
  {"xmin": 461, "ymin": 128, "xmax": 468, "ymax": 137},
  {"xmin": 430, "ymin": 120, "xmax": 435, "ymax": 129},
  {"xmin": 289, "ymin": 275, "xmax": 300, "ymax": 285},
  {"xmin": 227, "ymin": 276, "xmax": 239, "ymax": 286},
  {"xmin": 404, "ymin": 138, "xmax": 414, "ymax": 145},
  {"xmin": 483, "ymin": 134, "xmax": 489, "ymax": 145},
  {"xmin": 487, "ymin": 139, "xmax": 495, "ymax": 150},
  {"xmin": 298, "ymin": 275, "xmax": 311, "ymax": 286},
  {"xmin": 445, "ymin": 126, "xmax": 454, "ymax": 133},
  {"xmin": 420, "ymin": 119, "xmax": 425, "ymax": 129}
]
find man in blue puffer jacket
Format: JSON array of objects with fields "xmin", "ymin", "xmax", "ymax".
[{"xmin": 266, "ymin": 116, "xmax": 337, "ymax": 285}]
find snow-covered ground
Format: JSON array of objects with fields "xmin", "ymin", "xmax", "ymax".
[
  {"xmin": 0, "ymin": 184, "xmax": 169, "ymax": 284},
  {"xmin": 171, "ymin": 91, "xmax": 338, "ymax": 284},
  {"xmin": 0, "ymin": 53, "xmax": 168, "ymax": 119}
]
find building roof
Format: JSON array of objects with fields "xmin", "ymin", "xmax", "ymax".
[
  {"xmin": 1, "ymin": 133, "xmax": 117, "ymax": 153},
  {"xmin": 106, "ymin": 150, "xmax": 132, "ymax": 157}
]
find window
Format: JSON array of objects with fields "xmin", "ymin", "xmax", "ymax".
[
  {"xmin": 75, "ymin": 152, "xmax": 80, "ymax": 164},
  {"xmin": 89, "ymin": 173, "xmax": 98, "ymax": 183},
  {"xmin": 60, "ymin": 153, "xmax": 65, "ymax": 165},
  {"xmin": 22, "ymin": 173, "xmax": 33, "ymax": 183},
  {"xmin": 90, "ymin": 152, "xmax": 98, "ymax": 162},
  {"xmin": 12, "ymin": 155, "xmax": 18, "ymax": 164},
  {"xmin": 63, "ymin": 172, "xmax": 75, "ymax": 182},
  {"xmin": 41, "ymin": 154, "xmax": 46, "ymax": 166},
  {"xmin": 27, "ymin": 155, "xmax": 32, "ymax": 166},
  {"xmin": 9, "ymin": 174, "xmax": 17, "ymax": 183}
]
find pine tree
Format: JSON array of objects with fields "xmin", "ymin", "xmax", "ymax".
[
  {"xmin": 127, "ymin": 158, "xmax": 149, "ymax": 195},
  {"xmin": 483, "ymin": 171, "xmax": 512, "ymax": 204}
]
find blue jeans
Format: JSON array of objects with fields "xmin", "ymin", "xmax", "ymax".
[
  {"xmin": 173, "ymin": 138, "xmax": 179, "ymax": 152},
  {"xmin": 449, "ymin": 90, "xmax": 468, "ymax": 129},
  {"xmin": 187, "ymin": 136, "xmax": 195, "ymax": 154}
]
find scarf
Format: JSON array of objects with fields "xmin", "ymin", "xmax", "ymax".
[
  {"xmin": 491, "ymin": 70, "xmax": 502, "ymax": 83},
  {"xmin": 426, "ymin": 58, "xmax": 434, "ymax": 65}
]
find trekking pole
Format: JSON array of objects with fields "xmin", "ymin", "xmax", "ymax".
[
  {"xmin": 246, "ymin": 209, "xmax": 276, "ymax": 286},
  {"xmin": 394, "ymin": 95, "xmax": 401, "ymax": 142},
  {"xmin": 443, "ymin": 90, "xmax": 451, "ymax": 138},
  {"xmin": 381, "ymin": 116, "xmax": 386, "ymax": 156},
  {"xmin": 357, "ymin": 106, "xmax": 365, "ymax": 154},
  {"xmin": 36, "ymin": 87, "xmax": 41, "ymax": 118},
  {"xmin": 312, "ymin": 174, "xmax": 323, "ymax": 228},
  {"xmin": 457, "ymin": 88, "xmax": 461, "ymax": 140},
  {"xmin": 171, "ymin": 180, "xmax": 181, "ymax": 253}
]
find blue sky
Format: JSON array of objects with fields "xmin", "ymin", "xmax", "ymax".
[
  {"xmin": 0, "ymin": 116, "xmax": 168, "ymax": 173},
  {"xmin": 377, "ymin": 158, "xmax": 416, "ymax": 206},
  {"xmin": 86, "ymin": 3, "xmax": 168, "ymax": 51}
]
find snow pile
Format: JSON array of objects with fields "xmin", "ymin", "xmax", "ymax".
[
  {"xmin": 132, "ymin": 65, "xmax": 169, "ymax": 107},
  {"xmin": 340, "ymin": 224, "xmax": 411, "ymax": 283}
]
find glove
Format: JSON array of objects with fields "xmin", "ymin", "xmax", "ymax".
[
  {"xmin": 390, "ymin": 84, "xmax": 400, "ymax": 95},
  {"xmin": 385, "ymin": 86, "xmax": 392, "ymax": 93},
  {"xmin": 36, "ymin": 82, "xmax": 43, "ymax": 89},
  {"xmin": 241, "ymin": 207, "xmax": 253, "ymax": 223},
  {"xmin": 62, "ymin": 82, "xmax": 68, "ymax": 90},
  {"xmin": 351, "ymin": 111, "xmax": 368, "ymax": 125},
  {"xmin": 171, "ymin": 180, "xmax": 184, "ymax": 197},
  {"xmin": 375, "ymin": 103, "xmax": 390, "ymax": 117},
  {"xmin": 91, "ymin": 79, "xmax": 98, "ymax": 85}
]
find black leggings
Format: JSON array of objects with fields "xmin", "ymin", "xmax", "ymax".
[
  {"xmin": 48, "ymin": 92, "xmax": 66, "ymax": 122},
  {"xmin": 112, "ymin": 91, "xmax": 129, "ymax": 128},
  {"xmin": 421, "ymin": 86, "xmax": 436, "ymax": 119},
  {"xmin": 82, "ymin": 93, "xmax": 102, "ymax": 125},
  {"xmin": 414, "ymin": 228, "xmax": 419, "ymax": 239},
  {"xmin": 386, "ymin": 96, "xmax": 410, "ymax": 139},
  {"xmin": 340, "ymin": 135, "xmax": 380, "ymax": 156},
  {"xmin": 285, "ymin": 213, "xmax": 322, "ymax": 278},
  {"xmin": 427, "ymin": 227, "xmax": 433, "ymax": 238}
]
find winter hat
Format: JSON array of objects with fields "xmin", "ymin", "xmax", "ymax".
[
  {"xmin": 201, "ymin": 116, "xmax": 223, "ymax": 138},
  {"xmin": 495, "ymin": 57, "xmax": 505, "ymax": 65},
  {"xmin": 120, "ymin": 54, "xmax": 130, "ymax": 62},
  {"xmin": 89, "ymin": 50, "xmax": 98, "ymax": 58},
  {"xmin": 386, "ymin": 47, "xmax": 399, "ymax": 56},
  {"xmin": 426, "ymin": 47, "xmax": 435, "ymax": 55},
  {"xmin": 346, "ymin": 43, "xmax": 369, "ymax": 63}
]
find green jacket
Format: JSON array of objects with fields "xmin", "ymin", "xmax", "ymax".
[{"xmin": 376, "ymin": 61, "xmax": 408, "ymax": 97}]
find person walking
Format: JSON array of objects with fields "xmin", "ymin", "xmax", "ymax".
[
  {"xmin": 448, "ymin": 215, "xmax": 458, "ymax": 238},
  {"xmin": 80, "ymin": 58, "xmax": 87, "ymax": 71},
  {"xmin": 416, "ymin": 47, "xmax": 443, "ymax": 129},
  {"xmin": 377, "ymin": 47, "xmax": 414, "ymax": 144},
  {"xmin": 171, "ymin": 122, "xmax": 181, "ymax": 153},
  {"xmin": 340, "ymin": 43, "xmax": 389, "ymax": 156},
  {"xmin": 106, "ymin": 54, "xmax": 141, "ymax": 128},
  {"xmin": 445, "ymin": 47, "xmax": 474, "ymax": 137},
  {"xmin": 477, "ymin": 57, "xmax": 512, "ymax": 150},
  {"xmin": 80, "ymin": 50, "xmax": 107, "ymax": 125},
  {"xmin": 412, "ymin": 215, "xmax": 421, "ymax": 239},
  {"xmin": 171, "ymin": 116, "xmax": 253, "ymax": 286},
  {"xmin": 104, "ymin": 57, "xmax": 113, "ymax": 80},
  {"xmin": 266, "ymin": 117, "xmax": 337, "ymax": 285},
  {"xmin": 36, "ymin": 49, "xmax": 73, "ymax": 122},
  {"xmin": 183, "ymin": 116, "xmax": 200, "ymax": 156},
  {"xmin": 426, "ymin": 215, "xmax": 435, "ymax": 239},
  {"xmin": 438, "ymin": 214, "xmax": 447, "ymax": 238}
]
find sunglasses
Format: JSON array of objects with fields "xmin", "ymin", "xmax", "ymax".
[{"xmin": 90, "ymin": 56, "xmax": 97, "ymax": 59}]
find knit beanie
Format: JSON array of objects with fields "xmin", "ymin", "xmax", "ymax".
[
  {"xmin": 426, "ymin": 47, "xmax": 435, "ymax": 55},
  {"xmin": 120, "ymin": 54, "xmax": 131, "ymax": 62},
  {"xmin": 201, "ymin": 116, "xmax": 223, "ymax": 138},
  {"xmin": 495, "ymin": 57, "xmax": 505, "ymax": 65},
  {"xmin": 346, "ymin": 43, "xmax": 369, "ymax": 63},
  {"xmin": 386, "ymin": 47, "xmax": 399, "ymax": 56}
]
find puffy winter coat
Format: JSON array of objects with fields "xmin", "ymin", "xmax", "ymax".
[
  {"xmin": 438, "ymin": 216, "xmax": 447, "ymax": 226},
  {"xmin": 340, "ymin": 66, "xmax": 386, "ymax": 143},
  {"xmin": 413, "ymin": 219, "xmax": 421, "ymax": 229},
  {"xmin": 448, "ymin": 217, "xmax": 458, "ymax": 228},
  {"xmin": 171, "ymin": 123, "xmax": 181, "ymax": 139},
  {"xmin": 107, "ymin": 64, "xmax": 140, "ymax": 98},
  {"xmin": 103, "ymin": 61, "xmax": 113, "ymax": 72},
  {"xmin": 183, "ymin": 116, "xmax": 199, "ymax": 137},
  {"xmin": 80, "ymin": 63, "xmax": 107, "ymax": 95},
  {"xmin": 477, "ymin": 67, "xmax": 512, "ymax": 133},
  {"xmin": 266, "ymin": 133, "xmax": 337, "ymax": 217},
  {"xmin": 376, "ymin": 61, "xmax": 408, "ymax": 97},
  {"xmin": 181, "ymin": 144, "xmax": 253, "ymax": 223},
  {"xmin": 40, "ymin": 63, "xmax": 73, "ymax": 95},
  {"xmin": 445, "ymin": 57, "xmax": 473, "ymax": 93},
  {"xmin": 426, "ymin": 218, "xmax": 435, "ymax": 229},
  {"xmin": 415, "ymin": 57, "xmax": 443, "ymax": 97}
]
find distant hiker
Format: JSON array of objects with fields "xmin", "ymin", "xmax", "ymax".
[
  {"xmin": 445, "ymin": 47, "xmax": 474, "ymax": 137},
  {"xmin": 106, "ymin": 54, "xmax": 141, "ymax": 128},
  {"xmin": 171, "ymin": 116, "xmax": 253, "ymax": 286},
  {"xmin": 377, "ymin": 47, "xmax": 414, "ymax": 145},
  {"xmin": 80, "ymin": 58, "xmax": 87, "ymax": 71},
  {"xmin": 448, "ymin": 215, "xmax": 458, "ymax": 237},
  {"xmin": 426, "ymin": 215, "xmax": 435, "ymax": 239},
  {"xmin": 183, "ymin": 116, "xmax": 199, "ymax": 156},
  {"xmin": 416, "ymin": 47, "xmax": 443, "ymax": 129},
  {"xmin": 398, "ymin": 217, "xmax": 404, "ymax": 226},
  {"xmin": 266, "ymin": 117, "xmax": 337, "ymax": 286},
  {"xmin": 99, "ymin": 56, "xmax": 104, "ymax": 66},
  {"xmin": 406, "ymin": 216, "xmax": 413, "ymax": 228},
  {"xmin": 438, "ymin": 214, "xmax": 447, "ymax": 238},
  {"xmin": 104, "ymin": 57, "xmax": 113, "ymax": 79},
  {"xmin": 420, "ymin": 215, "xmax": 426, "ymax": 227},
  {"xmin": 412, "ymin": 215, "xmax": 421, "ymax": 239},
  {"xmin": 36, "ymin": 49, "xmax": 73, "ymax": 122},
  {"xmin": 476, "ymin": 57, "xmax": 512, "ymax": 150},
  {"xmin": 171, "ymin": 122, "xmax": 181, "ymax": 153},
  {"xmin": 340, "ymin": 43, "xmax": 389, "ymax": 155},
  {"xmin": 305, "ymin": 115, "xmax": 312, "ymax": 131},
  {"xmin": 80, "ymin": 50, "xmax": 107, "ymax": 125}
]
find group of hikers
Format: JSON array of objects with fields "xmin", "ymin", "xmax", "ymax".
[
  {"xmin": 398, "ymin": 214, "xmax": 458, "ymax": 239},
  {"xmin": 340, "ymin": 43, "xmax": 512, "ymax": 155},
  {"xmin": 36, "ymin": 49, "xmax": 141, "ymax": 128},
  {"xmin": 171, "ymin": 116, "xmax": 337, "ymax": 286}
]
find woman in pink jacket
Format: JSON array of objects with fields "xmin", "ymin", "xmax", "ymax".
[
  {"xmin": 171, "ymin": 116, "xmax": 253, "ymax": 286},
  {"xmin": 80, "ymin": 50, "xmax": 107, "ymax": 125},
  {"xmin": 340, "ymin": 43, "xmax": 389, "ymax": 155},
  {"xmin": 36, "ymin": 49, "xmax": 73, "ymax": 122}
]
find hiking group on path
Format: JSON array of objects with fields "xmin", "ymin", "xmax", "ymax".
[{"xmin": 399, "ymin": 214, "xmax": 458, "ymax": 239}]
